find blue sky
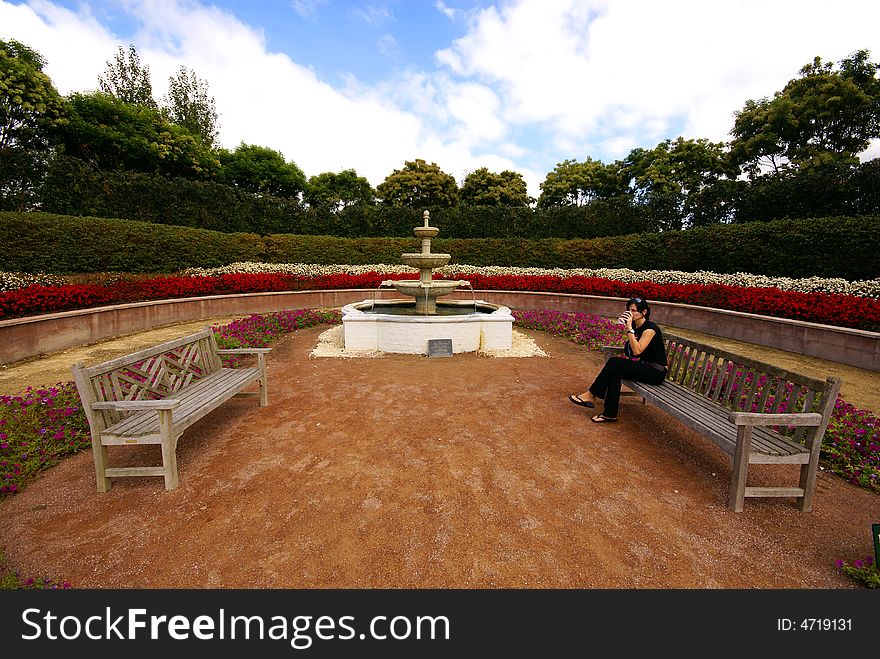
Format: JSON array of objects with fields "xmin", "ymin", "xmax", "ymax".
[{"xmin": 2, "ymin": 0, "xmax": 879, "ymax": 198}]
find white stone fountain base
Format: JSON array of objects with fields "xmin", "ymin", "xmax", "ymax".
[{"xmin": 342, "ymin": 299, "xmax": 514, "ymax": 354}]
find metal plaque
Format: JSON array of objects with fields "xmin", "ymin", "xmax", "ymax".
[{"xmin": 427, "ymin": 339, "xmax": 453, "ymax": 358}]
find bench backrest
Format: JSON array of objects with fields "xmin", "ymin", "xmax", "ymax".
[
  {"xmin": 664, "ymin": 333, "xmax": 841, "ymax": 436},
  {"xmin": 72, "ymin": 327, "xmax": 222, "ymax": 427}
]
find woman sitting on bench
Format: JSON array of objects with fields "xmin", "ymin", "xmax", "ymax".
[{"xmin": 569, "ymin": 296, "xmax": 668, "ymax": 423}]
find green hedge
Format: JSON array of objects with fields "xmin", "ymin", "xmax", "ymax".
[
  {"xmin": 1, "ymin": 211, "xmax": 877, "ymax": 279},
  {"xmin": 0, "ymin": 212, "xmax": 262, "ymax": 273}
]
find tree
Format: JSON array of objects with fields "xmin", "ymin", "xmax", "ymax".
[
  {"xmin": 537, "ymin": 158, "xmax": 629, "ymax": 208},
  {"xmin": 56, "ymin": 92, "xmax": 219, "ymax": 179},
  {"xmin": 162, "ymin": 66, "xmax": 219, "ymax": 147},
  {"xmin": 304, "ymin": 169, "xmax": 375, "ymax": 209},
  {"xmin": 730, "ymin": 49, "xmax": 880, "ymax": 176},
  {"xmin": 459, "ymin": 167, "xmax": 530, "ymax": 207},
  {"xmin": 622, "ymin": 137, "xmax": 737, "ymax": 229},
  {"xmin": 0, "ymin": 39, "xmax": 64, "ymax": 209},
  {"xmin": 217, "ymin": 143, "xmax": 306, "ymax": 199},
  {"xmin": 98, "ymin": 44, "xmax": 156, "ymax": 108},
  {"xmin": 376, "ymin": 159, "xmax": 459, "ymax": 208}
]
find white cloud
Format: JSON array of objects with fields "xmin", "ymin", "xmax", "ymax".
[
  {"xmin": 354, "ymin": 4, "xmax": 395, "ymax": 27},
  {"xmin": 377, "ymin": 33, "xmax": 398, "ymax": 59},
  {"xmin": 0, "ymin": 0, "xmax": 120, "ymax": 94},
  {"xmin": 434, "ymin": 1, "xmax": 456, "ymax": 21},
  {"xmin": 437, "ymin": 0, "xmax": 880, "ymax": 155},
  {"xmin": 290, "ymin": 0, "xmax": 328, "ymax": 20}
]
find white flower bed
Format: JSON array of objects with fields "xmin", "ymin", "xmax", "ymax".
[
  {"xmin": 179, "ymin": 262, "xmax": 880, "ymax": 298},
  {"xmin": 3, "ymin": 264, "xmax": 876, "ymax": 298},
  {"xmin": 0, "ymin": 272, "xmax": 67, "ymax": 292}
]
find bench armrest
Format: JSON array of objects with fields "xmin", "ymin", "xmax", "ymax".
[
  {"xmin": 727, "ymin": 411, "xmax": 823, "ymax": 427},
  {"xmin": 600, "ymin": 346, "xmax": 624, "ymax": 358},
  {"xmin": 216, "ymin": 348, "xmax": 272, "ymax": 355},
  {"xmin": 92, "ymin": 399, "xmax": 181, "ymax": 411}
]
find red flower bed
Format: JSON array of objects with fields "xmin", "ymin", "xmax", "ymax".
[
  {"xmin": 1, "ymin": 272, "xmax": 878, "ymax": 331},
  {"xmin": 0, "ymin": 284, "xmax": 117, "ymax": 318}
]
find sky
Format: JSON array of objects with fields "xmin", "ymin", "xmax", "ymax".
[{"xmin": 2, "ymin": 0, "xmax": 879, "ymax": 199}]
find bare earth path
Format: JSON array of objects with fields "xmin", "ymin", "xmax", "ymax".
[{"xmin": 1, "ymin": 323, "xmax": 878, "ymax": 588}]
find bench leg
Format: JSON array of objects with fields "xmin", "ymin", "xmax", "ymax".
[
  {"xmin": 158, "ymin": 410, "xmax": 179, "ymax": 490},
  {"xmin": 728, "ymin": 424, "xmax": 753, "ymax": 512},
  {"xmin": 258, "ymin": 353, "xmax": 268, "ymax": 407},
  {"xmin": 91, "ymin": 438, "xmax": 111, "ymax": 492},
  {"xmin": 797, "ymin": 432, "xmax": 822, "ymax": 512}
]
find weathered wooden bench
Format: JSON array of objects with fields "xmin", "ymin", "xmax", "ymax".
[
  {"xmin": 71, "ymin": 327, "xmax": 270, "ymax": 492},
  {"xmin": 601, "ymin": 333, "xmax": 841, "ymax": 512}
]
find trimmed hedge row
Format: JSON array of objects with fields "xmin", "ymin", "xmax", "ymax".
[
  {"xmin": 35, "ymin": 157, "xmax": 658, "ymax": 238},
  {"xmin": 0, "ymin": 213, "xmax": 262, "ymax": 273},
  {"xmin": 2, "ymin": 211, "xmax": 877, "ymax": 279}
]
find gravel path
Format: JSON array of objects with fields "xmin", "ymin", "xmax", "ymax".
[{"xmin": 1, "ymin": 325, "xmax": 877, "ymax": 588}]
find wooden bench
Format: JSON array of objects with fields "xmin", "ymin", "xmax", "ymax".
[
  {"xmin": 71, "ymin": 327, "xmax": 270, "ymax": 492},
  {"xmin": 601, "ymin": 333, "xmax": 841, "ymax": 512}
]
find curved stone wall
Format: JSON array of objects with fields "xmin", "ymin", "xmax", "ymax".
[{"xmin": 2, "ymin": 289, "xmax": 878, "ymax": 371}]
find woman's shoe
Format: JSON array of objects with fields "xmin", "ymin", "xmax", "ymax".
[
  {"xmin": 590, "ymin": 414, "xmax": 617, "ymax": 423},
  {"xmin": 569, "ymin": 394, "xmax": 595, "ymax": 408}
]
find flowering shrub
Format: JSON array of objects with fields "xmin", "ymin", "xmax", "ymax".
[
  {"xmin": 181, "ymin": 263, "xmax": 880, "ymax": 299},
  {"xmin": 0, "ymin": 550, "xmax": 71, "ymax": 590},
  {"xmin": 213, "ymin": 308, "xmax": 341, "ymax": 367},
  {"xmin": 0, "ymin": 385, "xmax": 91, "ymax": 495},
  {"xmin": 824, "ymin": 400, "xmax": 880, "ymax": 490},
  {"xmin": 0, "ymin": 271, "xmax": 66, "ymax": 292},
  {"xmin": 513, "ymin": 309, "xmax": 626, "ymax": 350},
  {"xmin": 835, "ymin": 556, "xmax": 880, "ymax": 588},
  {"xmin": 2, "ymin": 269, "xmax": 879, "ymax": 330}
]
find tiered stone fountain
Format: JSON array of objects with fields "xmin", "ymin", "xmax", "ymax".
[
  {"xmin": 389, "ymin": 210, "xmax": 461, "ymax": 314},
  {"xmin": 342, "ymin": 210, "xmax": 513, "ymax": 354}
]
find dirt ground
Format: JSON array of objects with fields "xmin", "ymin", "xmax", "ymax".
[{"xmin": 1, "ymin": 319, "xmax": 878, "ymax": 589}]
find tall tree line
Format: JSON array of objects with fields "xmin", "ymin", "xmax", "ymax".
[{"xmin": 1, "ymin": 40, "xmax": 879, "ymax": 231}]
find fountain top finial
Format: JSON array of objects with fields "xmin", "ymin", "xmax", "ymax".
[{"xmin": 423, "ymin": 209, "xmax": 430, "ymax": 227}]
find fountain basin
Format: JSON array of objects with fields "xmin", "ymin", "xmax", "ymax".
[
  {"xmin": 390, "ymin": 279, "xmax": 462, "ymax": 299},
  {"xmin": 400, "ymin": 253, "xmax": 451, "ymax": 269},
  {"xmin": 342, "ymin": 299, "xmax": 514, "ymax": 354},
  {"xmin": 413, "ymin": 226, "xmax": 439, "ymax": 239}
]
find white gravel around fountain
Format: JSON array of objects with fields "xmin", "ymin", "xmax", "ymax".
[{"xmin": 311, "ymin": 324, "xmax": 548, "ymax": 359}]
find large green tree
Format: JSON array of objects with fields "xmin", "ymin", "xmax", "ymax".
[
  {"xmin": 162, "ymin": 66, "xmax": 219, "ymax": 147},
  {"xmin": 730, "ymin": 49, "xmax": 880, "ymax": 176},
  {"xmin": 217, "ymin": 143, "xmax": 306, "ymax": 199},
  {"xmin": 56, "ymin": 92, "xmax": 219, "ymax": 179},
  {"xmin": 537, "ymin": 158, "xmax": 629, "ymax": 208},
  {"xmin": 0, "ymin": 39, "xmax": 64, "ymax": 210},
  {"xmin": 97, "ymin": 44, "xmax": 156, "ymax": 108},
  {"xmin": 304, "ymin": 169, "xmax": 374, "ymax": 209},
  {"xmin": 376, "ymin": 159, "xmax": 459, "ymax": 208},
  {"xmin": 459, "ymin": 167, "xmax": 530, "ymax": 207},
  {"xmin": 622, "ymin": 137, "xmax": 737, "ymax": 229}
]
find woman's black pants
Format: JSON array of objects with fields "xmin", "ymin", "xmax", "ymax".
[{"xmin": 588, "ymin": 357, "xmax": 666, "ymax": 418}]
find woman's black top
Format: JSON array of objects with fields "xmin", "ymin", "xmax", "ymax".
[{"xmin": 627, "ymin": 320, "xmax": 667, "ymax": 367}]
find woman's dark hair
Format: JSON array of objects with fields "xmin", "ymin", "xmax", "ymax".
[{"xmin": 626, "ymin": 296, "xmax": 651, "ymax": 319}]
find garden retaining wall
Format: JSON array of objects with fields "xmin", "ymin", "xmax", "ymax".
[{"xmin": 1, "ymin": 289, "xmax": 878, "ymax": 372}]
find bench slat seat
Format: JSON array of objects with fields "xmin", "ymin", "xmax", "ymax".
[
  {"xmin": 101, "ymin": 367, "xmax": 262, "ymax": 441},
  {"xmin": 633, "ymin": 380, "xmax": 814, "ymax": 461},
  {"xmin": 600, "ymin": 333, "xmax": 841, "ymax": 512},
  {"xmin": 71, "ymin": 327, "xmax": 270, "ymax": 491}
]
